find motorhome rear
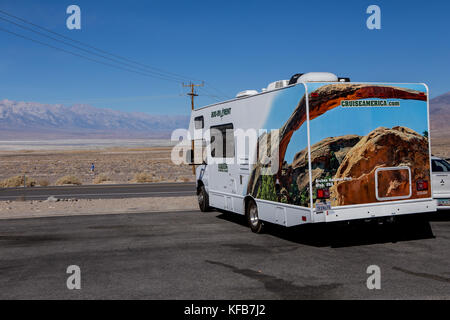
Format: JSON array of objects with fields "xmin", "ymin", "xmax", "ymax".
[{"xmin": 187, "ymin": 72, "xmax": 436, "ymax": 232}]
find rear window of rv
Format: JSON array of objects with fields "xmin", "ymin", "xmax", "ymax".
[
  {"xmin": 194, "ymin": 116, "xmax": 204, "ymax": 129},
  {"xmin": 210, "ymin": 123, "xmax": 235, "ymax": 158}
]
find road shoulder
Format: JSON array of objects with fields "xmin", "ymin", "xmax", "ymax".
[{"xmin": 0, "ymin": 196, "xmax": 198, "ymax": 220}]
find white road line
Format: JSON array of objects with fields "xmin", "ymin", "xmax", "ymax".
[
  {"xmin": 0, "ymin": 191, "xmax": 194, "ymax": 199},
  {"xmin": 0, "ymin": 183, "xmax": 195, "ymax": 191}
]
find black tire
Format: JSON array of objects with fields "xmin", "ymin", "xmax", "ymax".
[
  {"xmin": 246, "ymin": 200, "xmax": 264, "ymax": 233},
  {"xmin": 198, "ymin": 185, "xmax": 211, "ymax": 212}
]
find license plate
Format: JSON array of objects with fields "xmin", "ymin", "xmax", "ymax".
[
  {"xmin": 316, "ymin": 201, "xmax": 331, "ymax": 212},
  {"xmin": 437, "ymin": 199, "xmax": 450, "ymax": 206}
]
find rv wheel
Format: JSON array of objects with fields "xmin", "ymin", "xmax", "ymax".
[
  {"xmin": 246, "ymin": 200, "xmax": 264, "ymax": 233},
  {"xmin": 198, "ymin": 185, "xmax": 210, "ymax": 212}
]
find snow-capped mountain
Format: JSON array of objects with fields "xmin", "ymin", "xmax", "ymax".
[{"xmin": 0, "ymin": 99, "xmax": 189, "ymax": 139}]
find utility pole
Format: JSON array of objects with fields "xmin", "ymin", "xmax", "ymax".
[
  {"xmin": 183, "ymin": 82, "xmax": 204, "ymax": 175},
  {"xmin": 183, "ymin": 81, "xmax": 204, "ymax": 111}
]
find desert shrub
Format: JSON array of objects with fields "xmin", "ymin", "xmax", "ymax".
[
  {"xmin": 55, "ymin": 175, "xmax": 82, "ymax": 186},
  {"xmin": 133, "ymin": 172, "xmax": 155, "ymax": 183},
  {"xmin": 38, "ymin": 179, "xmax": 50, "ymax": 187},
  {"xmin": 1, "ymin": 175, "xmax": 36, "ymax": 188},
  {"xmin": 93, "ymin": 174, "xmax": 111, "ymax": 184}
]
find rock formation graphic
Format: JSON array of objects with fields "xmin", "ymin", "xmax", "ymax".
[{"xmin": 248, "ymin": 84, "xmax": 429, "ymax": 207}]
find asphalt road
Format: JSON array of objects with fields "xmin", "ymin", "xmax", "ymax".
[
  {"xmin": 0, "ymin": 182, "xmax": 196, "ymax": 201},
  {"xmin": 0, "ymin": 209, "xmax": 449, "ymax": 299}
]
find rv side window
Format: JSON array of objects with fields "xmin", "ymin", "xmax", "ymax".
[
  {"xmin": 210, "ymin": 123, "xmax": 235, "ymax": 158},
  {"xmin": 194, "ymin": 116, "xmax": 204, "ymax": 129}
]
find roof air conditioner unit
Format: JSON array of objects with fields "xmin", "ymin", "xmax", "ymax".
[
  {"xmin": 296, "ymin": 72, "xmax": 338, "ymax": 83},
  {"xmin": 266, "ymin": 80, "xmax": 289, "ymax": 91},
  {"xmin": 236, "ymin": 90, "xmax": 258, "ymax": 98}
]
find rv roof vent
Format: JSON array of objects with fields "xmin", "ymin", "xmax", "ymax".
[
  {"xmin": 296, "ymin": 72, "xmax": 338, "ymax": 83},
  {"xmin": 267, "ymin": 80, "xmax": 289, "ymax": 91},
  {"xmin": 236, "ymin": 90, "xmax": 258, "ymax": 98}
]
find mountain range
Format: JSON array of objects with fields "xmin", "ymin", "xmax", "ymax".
[
  {"xmin": 0, "ymin": 91, "xmax": 449, "ymax": 140},
  {"xmin": 430, "ymin": 91, "xmax": 450, "ymax": 135},
  {"xmin": 0, "ymin": 99, "xmax": 189, "ymax": 139}
]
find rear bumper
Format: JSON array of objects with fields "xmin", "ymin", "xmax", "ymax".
[
  {"xmin": 434, "ymin": 195, "xmax": 450, "ymax": 210},
  {"xmin": 321, "ymin": 199, "xmax": 436, "ymax": 223}
]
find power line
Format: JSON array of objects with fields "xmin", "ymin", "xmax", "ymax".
[
  {"xmin": 0, "ymin": 8, "xmax": 232, "ymax": 101},
  {"xmin": 0, "ymin": 26, "xmax": 225, "ymax": 102},
  {"xmin": 0, "ymin": 26, "xmax": 182, "ymax": 82},
  {"xmin": 0, "ymin": 15, "xmax": 187, "ymax": 83},
  {"xmin": 203, "ymin": 82, "xmax": 232, "ymax": 100},
  {"xmin": 0, "ymin": 8, "xmax": 198, "ymax": 83},
  {"xmin": 201, "ymin": 87, "xmax": 223, "ymax": 102}
]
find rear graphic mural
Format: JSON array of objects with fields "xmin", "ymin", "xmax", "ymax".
[{"xmin": 247, "ymin": 83, "xmax": 431, "ymax": 208}]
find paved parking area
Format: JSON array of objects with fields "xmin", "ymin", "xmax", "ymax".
[{"xmin": 0, "ymin": 210, "xmax": 449, "ymax": 299}]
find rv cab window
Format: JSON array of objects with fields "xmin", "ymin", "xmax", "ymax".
[
  {"xmin": 210, "ymin": 123, "xmax": 235, "ymax": 158},
  {"xmin": 194, "ymin": 116, "xmax": 204, "ymax": 129}
]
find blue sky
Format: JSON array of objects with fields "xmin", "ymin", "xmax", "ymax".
[{"xmin": 0, "ymin": 0, "xmax": 449, "ymax": 115}]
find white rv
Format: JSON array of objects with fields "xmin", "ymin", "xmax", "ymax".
[{"xmin": 187, "ymin": 72, "xmax": 436, "ymax": 233}]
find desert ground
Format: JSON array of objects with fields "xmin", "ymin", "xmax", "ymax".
[
  {"xmin": 0, "ymin": 145, "xmax": 194, "ymax": 187},
  {"xmin": 0, "ymin": 136, "xmax": 448, "ymax": 188},
  {"xmin": 0, "ymin": 138, "xmax": 448, "ymax": 219},
  {"xmin": 0, "ymin": 196, "xmax": 197, "ymax": 220},
  {"xmin": 430, "ymin": 134, "xmax": 450, "ymax": 159}
]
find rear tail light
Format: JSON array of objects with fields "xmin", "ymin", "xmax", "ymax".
[
  {"xmin": 416, "ymin": 180, "xmax": 428, "ymax": 191},
  {"xmin": 317, "ymin": 188, "xmax": 330, "ymax": 199}
]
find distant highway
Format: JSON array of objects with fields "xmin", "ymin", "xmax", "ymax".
[{"xmin": 0, "ymin": 182, "xmax": 196, "ymax": 201}]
